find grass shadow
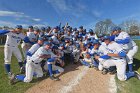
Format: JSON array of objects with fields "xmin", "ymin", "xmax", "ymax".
[{"xmin": 133, "ymin": 58, "xmax": 140, "ymax": 71}]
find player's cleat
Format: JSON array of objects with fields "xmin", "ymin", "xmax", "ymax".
[
  {"xmin": 88, "ymin": 65, "xmax": 92, "ymax": 68},
  {"xmin": 8, "ymin": 72, "xmax": 13, "ymax": 79},
  {"xmin": 50, "ymin": 75, "xmax": 60, "ymax": 81},
  {"xmin": 94, "ymin": 67, "xmax": 99, "ymax": 71},
  {"xmin": 109, "ymin": 70, "xmax": 117, "ymax": 75},
  {"xmin": 90, "ymin": 64, "xmax": 94, "ymax": 68},
  {"xmin": 102, "ymin": 68, "xmax": 108, "ymax": 75},
  {"xmin": 134, "ymin": 71, "xmax": 140, "ymax": 80},
  {"xmin": 20, "ymin": 66, "xmax": 25, "ymax": 74},
  {"xmin": 88, "ymin": 63, "xmax": 94, "ymax": 68},
  {"xmin": 9, "ymin": 73, "xmax": 16, "ymax": 85}
]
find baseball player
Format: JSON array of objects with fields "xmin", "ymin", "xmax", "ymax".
[
  {"xmin": 72, "ymin": 44, "xmax": 80, "ymax": 63},
  {"xmin": 90, "ymin": 40, "xmax": 100, "ymax": 69},
  {"xmin": 26, "ymin": 37, "xmax": 44, "ymax": 61},
  {"xmin": 39, "ymin": 27, "xmax": 46, "ymax": 37},
  {"xmin": 80, "ymin": 52, "xmax": 94, "ymax": 68},
  {"xmin": 63, "ymin": 38, "xmax": 75, "ymax": 64},
  {"xmin": 9, "ymin": 42, "xmax": 56, "ymax": 84},
  {"xmin": 80, "ymin": 45, "xmax": 87, "ymax": 59},
  {"xmin": 95, "ymin": 36, "xmax": 140, "ymax": 81},
  {"xmin": 87, "ymin": 29, "xmax": 98, "ymax": 40},
  {"xmin": 0, "ymin": 25, "xmax": 32, "ymax": 77},
  {"xmin": 62, "ymin": 30, "xmax": 73, "ymax": 40},
  {"xmin": 97, "ymin": 37, "xmax": 117, "ymax": 74},
  {"xmin": 112, "ymin": 27, "xmax": 138, "ymax": 72},
  {"xmin": 21, "ymin": 26, "xmax": 37, "ymax": 61},
  {"xmin": 43, "ymin": 46, "xmax": 64, "ymax": 81}
]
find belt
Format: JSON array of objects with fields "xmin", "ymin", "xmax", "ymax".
[
  {"xmin": 113, "ymin": 58, "xmax": 123, "ymax": 60},
  {"xmin": 32, "ymin": 60, "xmax": 39, "ymax": 64},
  {"xmin": 6, "ymin": 44, "xmax": 16, "ymax": 47},
  {"xmin": 47, "ymin": 62, "xmax": 53, "ymax": 64}
]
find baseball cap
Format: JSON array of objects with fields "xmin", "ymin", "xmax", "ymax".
[
  {"xmin": 89, "ymin": 29, "xmax": 93, "ymax": 32},
  {"xmin": 83, "ymin": 29, "xmax": 86, "ymax": 32},
  {"xmin": 92, "ymin": 39, "xmax": 99, "ymax": 45},
  {"xmin": 103, "ymin": 36, "xmax": 110, "ymax": 41},
  {"xmin": 28, "ymin": 25, "xmax": 33, "ymax": 29},
  {"xmin": 48, "ymin": 38, "xmax": 53, "ymax": 41},
  {"xmin": 45, "ymin": 26, "xmax": 51, "ymax": 30},
  {"xmin": 98, "ymin": 34, "xmax": 104, "ymax": 38},
  {"xmin": 15, "ymin": 25, "xmax": 22, "ymax": 29},
  {"xmin": 73, "ymin": 28, "xmax": 77, "ymax": 31},
  {"xmin": 87, "ymin": 38, "xmax": 91, "ymax": 41},
  {"xmin": 52, "ymin": 46, "xmax": 58, "ymax": 49},
  {"xmin": 38, "ymin": 37, "xmax": 44, "ymax": 41},
  {"xmin": 41, "ymin": 27, "xmax": 45, "ymax": 31},
  {"xmin": 54, "ymin": 26, "xmax": 59, "ymax": 29},
  {"xmin": 112, "ymin": 26, "xmax": 121, "ymax": 31},
  {"xmin": 86, "ymin": 52, "xmax": 91, "ymax": 55},
  {"xmin": 79, "ymin": 26, "xmax": 83, "ymax": 29},
  {"xmin": 34, "ymin": 27, "xmax": 40, "ymax": 31},
  {"xmin": 76, "ymin": 44, "xmax": 80, "ymax": 48},
  {"xmin": 59, "ymin": 43, "xmax": 65, "ymax": 47},
  {"xmin": 44, "ymin": 42, "xmax": 51, "ymax": 46},
  {"xmin": 65, "ymin": 38, "xmax": 70, "ymax": 43}
]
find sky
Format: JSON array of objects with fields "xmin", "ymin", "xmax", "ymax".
[{"xmin": 0, "ymin": 0, "xmax": 140, "ymax": 29}]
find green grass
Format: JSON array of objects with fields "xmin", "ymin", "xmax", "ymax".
[
  {"xmin": 116, "ymin": 40, "xmax": 140, "ymax": 93},
  {"xmin": 0, "ymin": 46, "xmax": 37, "ymax": 93}
]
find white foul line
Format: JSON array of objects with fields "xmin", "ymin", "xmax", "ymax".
[
  {"xmin": 109, "ymin": 75, "xmax": 117, "ymax": 93},
  {"xmin": 59, "ymin": 67, "xmax": 88, "ymax": 93}
]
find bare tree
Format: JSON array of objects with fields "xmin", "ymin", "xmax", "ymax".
[
  {"xmin": 95, "ymin": 19, "xmax": 115, "ymax": 35},
  {"xmin": 119, "ymin": 19, "xmax": 140, "ymax": 34}
]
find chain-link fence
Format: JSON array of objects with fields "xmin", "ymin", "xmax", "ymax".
[{"xmin": 0, "ymin": 35, "xmax": 6, "ymax": 45}]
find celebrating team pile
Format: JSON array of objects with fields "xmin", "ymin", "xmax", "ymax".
[{"xmin": 0, "ymin": 24, "xmax": 140, "ymax": 85}]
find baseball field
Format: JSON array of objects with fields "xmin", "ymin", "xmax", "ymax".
[{"xmin": 0, "ymin": 40, "xmax": 140, "ymax": 93}]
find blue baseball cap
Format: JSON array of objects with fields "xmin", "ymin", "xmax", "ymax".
[
  {"xmin": 103, "ymin": 36, "xmax": 110, "ymax": 41},
  {"xmin": 73, "ymin": 28, "xmax": 77, "ymax": 31},
  {"xmin": 76, "ymin": 44, "xmax": 80, "ymax": 48},
  {"xmin": 83, "ymin": 29, "xmax": 86, "ymax": 32},
  {"xmin": 52, "ymin": 46, "xmax": 58, "ymax": 49},
  {"xmin": 65, "ymin": 38, "xmax": 70, "ymax": 41},
  {"xmin": 41, "ymin": 27, "xmax": 45, "ymax": 31},
  {"xmin": 84, "ymin": 44, "xmax": 87, "ymax": 47},
  {"xmin": 28, "ymin": 25, "xmax": 33, "ymax": 29},
  {"xmin": 87, "ymin": 38, "xmax": 91, "ymax": 41},
  {"xmin": 59, "ymin": 44, "xmax": 65, "ymax": 47},
  {"xmin": 15, "ymin": 25, "xmax": 22, "ymax": 29},
  {"xmin": 34, "ymin": 27, "xmax": 40, "ymax": 31},
  {"xmin": 46, "ymin": 26, "xmax": 51, "ymax": 29},
  {"xmin": 54, "ymin": 26, "xmax": 59, "ymax": 29},
  {"xmin": 92, "ymin": 39, "xmax": 99, "ymax": 45},
  {"xmin": 79, "ymin": 26, "xmax": 83, "ymax": 29},
  {"xmin": 38, "ymin": 37, "xmax": 44, "ymax": 41},
  {"xmin": 48, "ymin": 38, "xmax": 53, "ymax": 41},
  {"xmin": 86, "ymin": 52, "xmax": 91, "ymax": 55},
  {"xmin": 44, "ymin": 42, "xmax": 51, "ymax": 46},
  {"xmin": 89, "ymin": 29, "xmax": 93, "ymax": 32},
  {"xmin": 112, "ymin": 26, "xmax": 121, "ymax": 31},
  {"xmin": 98, "ymin": 34, "xmax": 104, "ymax": 38}
]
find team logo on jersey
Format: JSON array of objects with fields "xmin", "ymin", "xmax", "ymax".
[{"xmin": 12, "ymin": 35, "xmax": 21, "ymax": 39}]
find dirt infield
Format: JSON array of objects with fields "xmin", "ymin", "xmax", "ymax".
[{"xmin": 26, "ymin": 63, "xmax": 116, "ymax": 93}]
